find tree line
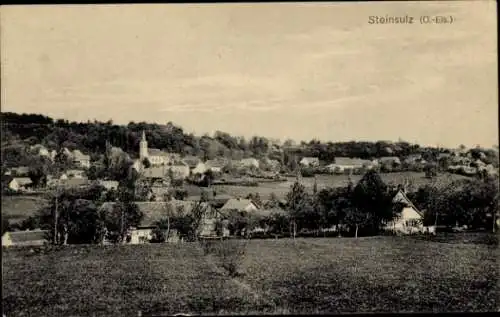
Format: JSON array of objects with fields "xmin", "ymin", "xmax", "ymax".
[{"xmin": 5, "ymin": 111, "xmax": 495, "ymax": 172}]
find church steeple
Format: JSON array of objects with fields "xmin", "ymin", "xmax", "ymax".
[{"xmin": 139, "ymin": 130, "xmax": 148, "ymax": 159}]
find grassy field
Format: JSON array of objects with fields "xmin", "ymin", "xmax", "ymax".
[
  {"xmin": 2, "ymin": 234, "xmax": 498, "ymax": 315},
  {"xmin": 214, "ymin": 172, "xmax": 469, "ymax": 200},
  {"xmin": 1, "ymin": 195, "xmax": 48, "ymax": 224}
]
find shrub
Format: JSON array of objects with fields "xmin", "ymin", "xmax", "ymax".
[{"xmin": 206, "ymin": 240, "xmax": 247, "ymax": 277}]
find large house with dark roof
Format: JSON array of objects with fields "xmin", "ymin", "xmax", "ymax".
[{"xmin": 99, "ymin": 200, "xmax": 218, "ymax": 244}]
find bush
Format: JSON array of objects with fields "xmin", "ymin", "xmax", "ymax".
[{"xmin": 203, "ymin": 239, "xmax": 247, "ymax": 277}]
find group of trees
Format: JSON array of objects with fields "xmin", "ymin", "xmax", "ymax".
[
  {"xmin": 215, "ymin": 171, "xmax": 499, "ymax": 239},
  {"xmin": 11, "ymin": 184, "xmax": 144, "ymax": 245}
]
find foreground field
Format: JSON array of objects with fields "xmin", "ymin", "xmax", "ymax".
[{"xmin": 2, "ymin": 234, "xmax": 498, "ymax": 315}]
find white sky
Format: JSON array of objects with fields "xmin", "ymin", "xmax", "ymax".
[{"xmin": 1, "ymin": 2, "xmax": 498, "ymax": 148}]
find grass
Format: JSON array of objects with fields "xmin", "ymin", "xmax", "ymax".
[
  {"xmin": 214, "ymin": 172, "xmax": 469, "ymax": 200},
  {"xmin": 2, "ymin": 234, "xmax": 498, "ymax": 315},
  {"xmin": 1, "ymin": 195, "xmax": 47, "ymax": 224}
]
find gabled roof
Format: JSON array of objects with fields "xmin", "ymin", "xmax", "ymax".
[
  {"xmin": 142, "ymin": 166, "xmax": 168, "ymax": 179},
  {"xmin": 97, "ymin": 180, "xmax": 119, "ymax": 189},
  {"xmin": 73, "ymin": 149, "xmax": 90, "ymax": 159},
  {"xmin": 221, "ymin": 198, "xmax": 258, "ymax": 211},
  {"xmin": 11, "ymin": 177, "xmax": 33, "ymax": 185},
  {"xmin": 100, "ymin": 200, "xmax": 213, "ymax": 228},
  {"xmin": 4, "ymin": 229, "xmax": 48, "ymax": 243},
  {"xmin": 205, "ymin": 160, "xmax": 226, "ymax": 168},
  {"xmin": 9, "ymin": 166, "xmax": 30, "ymax": 175},
  {"xmin": 182, "ymin": 156, "xmax": 201, "ymax": 168},
  {"xmin": 60, "ymin": 178, "xmax": 89, "ymax": 187},
  {"xmin": 148, "ymin": 149, "xmax": 177, "ymax": 158},
  {"xmin": 392, "ymin": 190, "xmax": 423, "ymax": 217},
  {"xmin": 300, "ymin": 157, "xmax": 319, "ymax": 162}
]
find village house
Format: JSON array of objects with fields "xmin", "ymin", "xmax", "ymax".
[
  {"xmin": 97, "ymin": 180, "xmax": 119, "ymax": 191},
  {"xmin": 100, "ymin": 200, "xmax": 217, "ymax": 244},
  {"xmin": 59, "ymin": 177, "xmax": 90, "ymax": 188},
  {"xmin": 220, "ymin": 198, "xmax": 259, "ymax": 213},
  {"xmin": 327, "ymin": 157, "xmax": 373, "ymax": 173},
  {"xmin": 205, "ymin": 159, "xmax": 227, "ymax": 173},
  {"xmin": 378, "ymin": 156, "xmax": 401, "ymax": 167},
  {"xmin": 240, "ymin": 158, "xmax": 260, "ymax": 169},
  {"xmin": 30, "ymin": 144, "xmax": 51, "ymax": 159},
  {"xmin": 2, "ymin": 229, "xmax": 49, "ymax": 247},
  {"xmin": 261, "ymin": 158, "xmax": 281, "ymax": 173},
  {"xmin": 61, "ymin": 169, "xmax": 86, "ymax": 179},
  {"xmin": 191, "ymin": 162, "xmax": 208, "ymax": 175},
  {"xmin": 168, "ymin": 162, "xmax": 190, "ymax": 180},
  {"xmin": 72, "ymin": 149, "xmax": 91, "ymax": 168},
  {"xmin": 181, "ymin": 156, "xmax": 201, "ymax": 169},
  {"xmin": 384, "ymin": 189, "xmax": 435, "ymax": 235},
  {"xmin": 299, "ymin": 157, "xmax": 320, "ymax": 167},
  {"xmin": 5, "ymin": 166, "xmax": 30, "ymax": 177},
  {"xmin": 8, "ymin": 177, "xmax": 33, "ymax": 192},
  {"xmin": 138, "ymin": 131, "xmax": 179, "ymax": 166}
]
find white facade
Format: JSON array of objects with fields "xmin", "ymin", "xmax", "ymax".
[
  {"xmin": 385, "ymin": 206, "xmax": 424, "ymax": 235},
  {"xmin": 192, "ymin": 162, "xmax": 207, "ymax": 175}
]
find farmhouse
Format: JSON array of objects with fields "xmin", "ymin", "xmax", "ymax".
[
  {"xmin": 97, "ymin": 180, "xmax": 119, "ymax": 191},
  {"xmin": 62, "ymin": 169, "xmax": 86, "ymax": 179},
  {"xmin": 220, "ymin": 198, "xmax": 259, "ymax": 213},
  {"xmin": 182, "ymin": 156, "xmax": 201, "ymax": 169},
  {"xmin": 8, "ymin": 177, "xmax": 33, "ymax": 192},
  {"xmin": 101, "ymin": 200, "xmax": 217, "ymax": 244},
  {"xmin": 379, "ymin": 156, "xmax": 401, "ymax": 166},
  {"xmin": 205, "ymin": 159, "xmax": 227, "ymax": 173},
  {"xmin": 168, "ymin": 162, "xmax": 190, "ymax": 180},
  {"xmin": 384, "ymin": 189, "xmax": 433, "ymax": 235},
  {"xmin": 72, "ymin": 149, "xmax": 91, "ymax": 168},
  {"xmin": 327, "ymin": 157, "xmax": 373, "ymax": 173},
  {"xmin": 5, "ymin": 166, "xmax": 30, "ymax": 177},
  {"xmin": 30, "ymin": 144, "xmax": 51, "ymax": 158},
  {"xmin": 2, "ymin": 229, "xmax": 49, "ymax": 247},
  {"xmin": 240, "ymin": 158, "xmax": 260, "ymax": 169},
  {"xmin": 191, "ymin": 162, "xmax": 208, "ymax": 175},
  {"xmin": 299, "ymin": 157, "xmax": 320, "ymax": 167},
  {"xmin": 60, "ymin": 177, "xmax": 90, "ymax": 188}
]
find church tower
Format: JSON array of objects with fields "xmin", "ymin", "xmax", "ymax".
[{"xmin": 139, "ymin": 130, "xmax": 148, "ymax": 159}]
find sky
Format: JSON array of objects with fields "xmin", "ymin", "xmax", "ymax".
[{"xmin": 1, "ymin": 2, "xmax": 498, "ymax": 148}]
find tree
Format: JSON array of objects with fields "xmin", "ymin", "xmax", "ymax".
[
  {"xmin": 344, "ymin": 206, "xmax": 372, "ymax": 238},
  {"xmin": 285, "ymin": 181, "xmax": 311, "ymax": 239},
  {"xmin": 424, "ymin": 162, "xmax": 438, "ymax": 179},
  {"xmin": 151, "ymin": 206, "xmax": 174, "ymax": 243},
  {"xmin": 351, "ymin": 170, "xmax": 393, "ymax": 233},
  {"xmin": 142, "ymin": 158, "xmax": 151, "ymax": 169},
  {"xmin": 101, "ymin": 200, "xmax": 143, "ymax": 244}
]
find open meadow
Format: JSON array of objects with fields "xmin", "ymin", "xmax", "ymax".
[
  {"xmin": 214, "ymin": 172, "xmax": 470, "ymax": 200},
  {"xmin": 2, "ymin": 234, "xmax": 498, "ymax": 316}
]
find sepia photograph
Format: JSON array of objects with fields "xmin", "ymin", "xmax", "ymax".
[{"xmin": 1, "ymin": 2, "xmax": 498, "ymax": 316}]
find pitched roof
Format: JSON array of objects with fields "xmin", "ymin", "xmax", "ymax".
[
  {"xmin": 100, "ymin": 200, "xmax": 213, "ymax": 228},
  {"xmin": 205, "ymin": 160, "xmax": 226, "ymax": 168},
  {"xmin": 392, "ymin": 190, "xmax": 423, "ymax": 216},
  {"xmin": 60, "ymin": 178, "xmax": 89, "ymax": 187},
  {"xmin": 10, "ymin": 166, "xmax": 30, "ymax": 175},
  {"xmin": 142, "ymin": 166, "xmax": 168, "ymax": 179},
  {"xmin": 11, "ymin": 177, "xmax": 33, "ymax": 185},
  {"xmin": 148, "ymin": 149, "xmax": 176, "ymax": 157},
  {"xmin": 73, "ymin": 149, "xmax": 90, "ymax": 159},
  {"xmin": 221, "ymin": 198, "xmax": 258, "ymax": 211},
  {"xmin": 4, "ymin": 230, "xmax": 48, "ymax": 243},
  {"xmin": 97, "ymin": 180, "xmax": 119, "ymax": 189},
  {"xmin": 301, "ymin": 157, "xmax": 319, "ymax": 162},
  {"xmin": 182, "ymin": 156, "xmax": 201, "ymax": 168}
]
